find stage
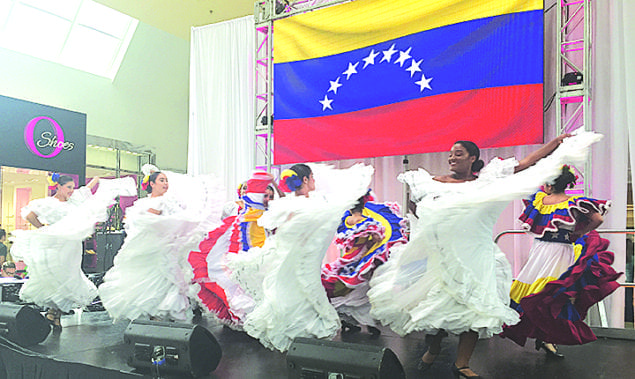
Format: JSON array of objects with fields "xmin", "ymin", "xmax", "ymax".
[{"xmin": 0, "ymin": 309, "xmax": 634, "ymax": 378}]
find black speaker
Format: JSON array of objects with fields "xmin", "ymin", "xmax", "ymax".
[
  {"xmin": 0, "ymin": 303, "xmax": 50, "ymax": 346},
  {"xmin": 124, "ymin": 319, "xmax": 222, "ymax": 378},
  {"xmin": 94, "ymin": 231, "xmax": 125, "ymax": 272},
  {"xmin": 286, "ymin": 338, "xmax": 405, "ymax": 379}
]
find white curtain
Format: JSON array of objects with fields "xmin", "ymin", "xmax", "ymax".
[
  {"xmin": 589, "ymin": 0, "xmax": 635, "ymax": 328},
  {"xmin": 188, "ymin": 16, "xmax": 255, "ymax": 200}
]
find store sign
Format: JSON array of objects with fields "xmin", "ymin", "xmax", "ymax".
[
  {"xmin": 0, "ymin": 95, "xmax": 86, "ymax": 183},
  {"xmin": 24, "ymin": 116, "xmax": 76, "ymax": 158}
]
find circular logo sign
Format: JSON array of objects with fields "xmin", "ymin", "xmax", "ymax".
[{"xmin": 24, "ymin": 116, "xmax": 65, "ymax": 158}]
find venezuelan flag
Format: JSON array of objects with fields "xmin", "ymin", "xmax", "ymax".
[{"xmin": 273, "ymin": 0, "xmax": 544, "ymax": 164}]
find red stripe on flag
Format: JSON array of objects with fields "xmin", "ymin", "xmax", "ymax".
[{"xmin": 273, "ymin": 84, "xmax": 543, "ymax": 165}]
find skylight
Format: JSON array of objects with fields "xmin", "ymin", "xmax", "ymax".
[{"xmin": 0, "ymin": 0, "xmax": 138, "ymax": 80}]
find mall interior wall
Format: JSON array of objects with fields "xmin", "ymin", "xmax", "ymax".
[{"xmin": 0, "ymin": 22, "xmax": 190, "ymax": 172}]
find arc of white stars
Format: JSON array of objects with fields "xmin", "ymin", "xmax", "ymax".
[
  {"xmin": 380, "ymin": 44, "xmax": 398, "ymax": 63},
  {"xmin": 319, "ymin": 95, "xmax": 333, "ymax": 111},
  {"xmin": 394, "ymin": 47, "xmax": 412, "ymax": 67},
  {"xmin": 406, "ymin": 58, "xmax": 423, "ymax": 77},
  {"xmin": 415, "ymin": 73, "xmax": 433, "ymax": 91},
  {"xmin": 362, "ymin": 49, "xmax": 380, "ymax": 69},
  {"xmin": 328, "ymin": 77, "xmax": 343, "ymax": 94},
  {"xmin": 342, "ymin": 62, "xmax": 359, "ymax": 80}
]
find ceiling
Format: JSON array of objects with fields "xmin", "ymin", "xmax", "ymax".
[{"xmin": 94, "ymin": 0, "xmax": 256, "ymax": 41}]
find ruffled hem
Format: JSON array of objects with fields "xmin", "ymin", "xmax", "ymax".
[
  {"xmin": 323, "ymin": 202, "xmax": 406, "ymax": 293},
  {"xmin": 369, "ymin": 245, "xmax": 521, "ymax": 338},
  {"xmin": 99, "ymin": 214, "xmax": 203, "ymax": 321},
  {"xmin": 187, "ymin": 214, "xmax": 257, "ymax": 327},
  {"xmin": 501, "ymin": 231, "xmax": 622, "ymax": 345}
]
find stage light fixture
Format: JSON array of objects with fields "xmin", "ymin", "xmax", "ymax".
[
  {"xmin": 275, "ymin": 0, "xmax": 290, "ymax": 15},
  {"xmin": 562, "ymin": 71, "xmax": 583, "ymax": 86},
  {"xmin": 286, "ymin": 337, "xmax": 406, "ymax": 379}
]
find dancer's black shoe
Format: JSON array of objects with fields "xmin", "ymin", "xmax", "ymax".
[
  {"xmin": 451, "ymin": 364, "xmax": 482, "ymax": 378},
  {"xmin": 367, "ymin": 325, "xmax": 380, "ymax": 337},
  {"xmin": 417, "ymin": 347, "xmax": 440, "ymax": 372},
  {"xmin": 535, "ymin": 339, "xmax": 564, "ymax": 358},
  {"xmin": 340, "ymin": 320, "xmax": 361, "ymax": 333}
]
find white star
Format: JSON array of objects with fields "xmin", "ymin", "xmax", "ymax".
[
  {"xmin": 394, "ymin": 47, "xmax": 412, "ymax": 67},
  {"xmin": 328, "ymin": 77, "xmax": 343, "ymax": 94},
  {"xmin": 406, "ymin": 59, "xmax": 423, "ymax": 77},
  {"xmin": 362, "ymin": 49, "xmax": 380, "ymax": 69},
  {"xmin": 319, "ymin": 95, "xmax": 333, "ymax": 111},
  {"xmin": 380, "ymin": 44, "xmax": 398, "ymax": 63},
  {"xmin": 415, "ymin": 73, "xmax": 433, "ymax": 91},
  {"xmin": 342, "ymin": 62, "xmax": 359, "ymax": 80}
]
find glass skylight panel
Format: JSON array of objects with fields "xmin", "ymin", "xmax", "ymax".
[
  {"xmin": 76, "ymin": 0, "xmax": 130, "ymax": 38},
  {"xmin": 59, "ymin": 25, "xmax": 120, "ymax": 75},
  {"xmin": 19, "ymin": 0, "xmax": 81, "ymax": 20},
  {"xmin": 1, "ymin": 3, "xmax": 71, "ymax": 60},
  {"xmin": 0, "ymin": 0, "xmax": 137, "ymax": 80}
]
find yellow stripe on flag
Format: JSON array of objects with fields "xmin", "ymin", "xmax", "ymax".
[{"xmin": 275, "ymin": 0, "xmax": 543, "ymax": 63}]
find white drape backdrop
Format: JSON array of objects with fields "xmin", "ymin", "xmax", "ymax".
[{"xmin": 188, "ymin": 16, "xmax": 255, "ymax": 200}]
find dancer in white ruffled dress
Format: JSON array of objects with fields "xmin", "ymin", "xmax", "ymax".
[
  {"xmin": 367, "ymin": 131, "xmax": 602, "ymax": 378},
  {"xmin": 13, "ymin": 173, "xmax": 136, "ymax": 330},
  {"xmin": 99, "ymin": 166, "xmax": 224, "ymax": 322},
  {"xmin": 227, "ymin": 163, "xmax": 373, "ymax": 352}
]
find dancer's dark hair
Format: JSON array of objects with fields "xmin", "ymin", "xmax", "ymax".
[
  {"xmin": 551, "ymin": 165, "xmax": 577, "ymax": 193},
  {"xmin": 146, "ymin": 171, "xmax": 163, "ymax": 194},
  {"xmin": 455, "ymin": 141, "xmax": 485, "ymax": 173}
]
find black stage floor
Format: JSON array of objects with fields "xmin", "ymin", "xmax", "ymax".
[{"xmin": 9, "ymin": 310, "xmax": 635, "ymax": 378}]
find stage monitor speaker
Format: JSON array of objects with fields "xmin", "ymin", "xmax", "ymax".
[
  {"xmin": 124, "ymin": 319, "xmax": 222, "ymax": 378},
  {"xmin": 286, "ymin": 337, "xmax": 405, "ymax": 379},
  {"xmin": 0, "ymin": 303, "xmax": 51, "ymax": 347}
]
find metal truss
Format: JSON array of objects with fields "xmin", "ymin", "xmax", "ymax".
[
  {"xmin": 555, "ymin": 0, "xmax": 592, "ymax": 195},
  {"xmin": 253, "ymin": 0, "xmax": 352, "ymax": 171}
]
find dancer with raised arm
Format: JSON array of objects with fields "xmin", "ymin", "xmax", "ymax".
[
  {"xmin": 13, "ymin": 173, "xmax": 135, "ymax": 330},
  {"xmin": 368, "ymin": 131, "xmax": 602, "ymax": 378}
]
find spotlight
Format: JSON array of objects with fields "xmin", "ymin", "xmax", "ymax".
[
  {"xmin": 275, "ymin": 0, "xmax": 290, "ymax": 15},
  {"xmin": 562, "ymin": 71, "xmax": 583, "ymax": 86}
]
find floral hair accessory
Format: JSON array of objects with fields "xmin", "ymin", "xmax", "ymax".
[
  {"xmin": 141, "ymin": 175, "xmax": 150, "ymax": 191},
  {"xmin": 279, "ymin": 169, "xmax": 302, "ymax": 192},
  {"xmin": 362, "ymin": 189, "xmax": 375, "ymax": 204},
  {"xmin": 237, "ymin": 182, "xmax": 246, "ymax": 199},
  {"xmin": 47, "ymin": 173, "xmax": 60, "ymax": 187},
  {"xmin": 563, "ymin": 165, "xmax": 577, "ymax": 178}
]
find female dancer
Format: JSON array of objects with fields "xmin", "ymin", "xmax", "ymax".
[
  {"xmin": 100, "ymin": 166, "xmax": 223, "ymax": 321},
  {"xmin": 227, "ymin": 163, "xmax": 373, "ymax": 352},
  {"xmin": 368, "ymin": 132, "xmax": 602, "ymax": 378},
  {"xmin": 321, "ymin": 192, "xmax": 406, "ymax": 335},
  {"xmin": 502, "ymin": 165, "xmax": 620, "ymax": 356},
  {"xmin": 15, "ymin": 173, "xmax": 135, "ymax": 329},
  {"xmin": 188, "ymin": 172, "xmax": 275, "ymax": 327}
]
